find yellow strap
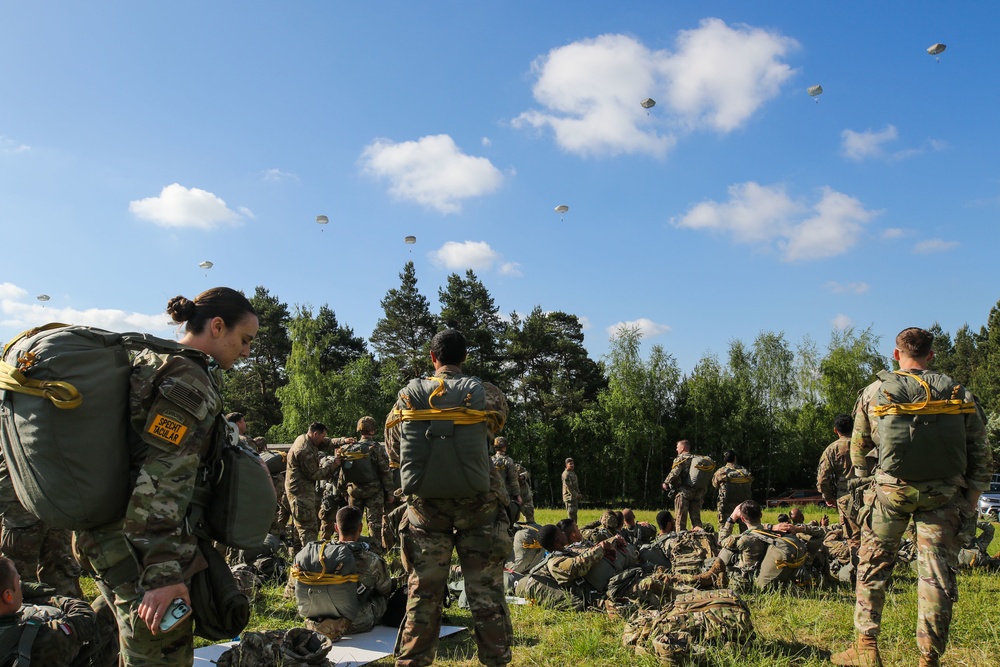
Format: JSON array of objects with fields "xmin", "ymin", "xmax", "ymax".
[
  {"xmin": 751, "ymin": 529, "xmax": 807, "ymax": 569},
  {"xmin": 340, "ymin": 451, "xmax": 369, "ymax": 461},
  {"xmin": 386, "ymin": 376, "xmax": 505, "ymax": 434},
  {"xmin": 289, "ymin": 564, "xmax": 360, "ymax": 586},
  {"xmin": 0, "ymin": 360, "xmax": 82, "ymax": 409},
  {"xmin": 873, "ymin": 371, "xmax": 977, "ymax": 417},
  {"xmin": 388, "ymin": 461, "xmax": 400, "ymax": 469},
  {"xmin": 523, "ymin": 540, "xmax": 542, "ymax": 550}
]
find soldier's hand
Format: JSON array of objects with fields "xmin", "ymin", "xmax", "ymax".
[
  {"xmin": 825, "ymin": 501, "xmax": 836, "ymax": 508},
  {"xmin": 139, "ymin": 583, "xmax": 190, "ymax": 636},
  {"xmin": 344, "ymin": 437, "xmax": 357, "ymax": 445},
  {"xmin": 774, "ymin": 522, "xmax": 796, "ymax": 533}
]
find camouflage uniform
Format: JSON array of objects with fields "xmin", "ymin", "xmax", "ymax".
[
  {"xmin": 0, "ymin": 469, "xmax": 82, "ymax": 597},
  {"xmin": 712, "ymin": 463, "xmax": 753, "ymax": 532},
  {"xmin": 663, "ymin": 453, "xmax": 705, "ymax": 531},
  {"xmin": 492, "ymin": 450, "xmax": 520, "ymax": 521},
  {"xmin": 515, "ymin": 463, "xmax": 534, "ymax": 524},
  {"xmin": 544, "ymin": 543, "xmax": 605, "ymax": 588},
  {"xmin": 76, "ymin": 349, "xmax": 225, "ymax": 667},
  {"xmin": 285, "ymin": 434, "xmax": 349, "ymax": 549},
  {"xmin": 508, "ymin": 525, "xmax": 544, "ymax": 574},
  {"xmin": 342, "ymin": 435, "xmax": 396, "ymax": 542},
  {"xmin": 620, "ymin": 521, "xmax": 656, "ymax": 546},
  {"xmin": 958, "ymin": 521, "xmax": 998, "ymax": 569},
  {"xmin": 0, "ymin": 595, "xmax": 113, "ymax": 667},
  {"xmin": 304, "ymin": 540, "xmax": 393, "ymax": 637},
  {"xmin": 391, "ymin": 367, "xmax": 513, "ymax": 667},
  {"xmin": 816, "ymin": 435, "xmax": 860, "ymax": 564},
  {"xmin": 562, "ymin": 469, "xmax": 581, "ymax": 523},
  {"xmin": 849, "ymin": 372, "xmax": 991, "ymax": 660},
  {"xmin": 318, "ymin": 481, "xmax": 348, "ymax": 542}
]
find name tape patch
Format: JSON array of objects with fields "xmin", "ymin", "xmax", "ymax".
[{"xmin": 148, "ymin": 413, "xmax": 189, "ymax": 446}]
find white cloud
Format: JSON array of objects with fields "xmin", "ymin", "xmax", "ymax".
[
  {"xmin": 913, "ymin": 238, "xmax": 959, "ymax": 254},
  {"xmin": 841, "ymin": 125, "xmax": 898, "ymax": 161},
  {"xmin": 360, "ymin": 134, "xmax": 503, "ymax": 214},
  {"xmin": 513, "ymin": 20, "xmax": 797, "ymax": 157},
  {"xmin": 840, "ymin": 125, "xmax": 946, "ymax": 162},
  {"xmin": 129, "ymin": 183, "xmax": 247, "ymax": 230},
  {"xmin": 481, "ymin": 137, "xmax": 491, "ymax": 147},
  {"xmin": 577, "ymin": 315, "xmax": 592, "ymax": 331},
  {"xmin": 0, "ymin": 289, "xmax": 172, "ymax": 337},
  {"xmin": 881, "ymin": 227, "xmax": 906, "ymax": 239},
  {"xmin": 824, "ymin": 281, "xmax": 870, "ymax": 294},
  {"xmin": 261, "ymin": 168, "xmax": 297, "ymax": 182},
  {"xmin": 673, "ymin": 182, "xmax": 879, "ymax": 262},
  {"xmin": 606, "ymin": 318, "xmax": 672, "ymax": 339},
  {"xmin": 499, "ymin": 262, "xmax": 523, "ymax": 277},
  {"xmin": 832, "ymin": 314, "xmax": 853, "ymax": 330},
  {"xmin": 0, "ymin": 136, "xmax": 30, "ymax": 154}
]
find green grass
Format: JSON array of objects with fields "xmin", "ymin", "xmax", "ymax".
[{"xmin": 84, "ymin": 506, "xmax": 1000, "ymax": 665}]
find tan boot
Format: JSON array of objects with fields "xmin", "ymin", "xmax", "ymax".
[
  {"xmin": 830, "ymin": 635, "xmax": 882, "ymax": 667},
  {"xmin": 918, "ymin": 652, "xmax": 939, "ymax": 667}
]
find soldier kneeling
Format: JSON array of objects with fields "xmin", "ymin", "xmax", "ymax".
[{"xmin": 291, "ymin": 506, "xmax": 394, "ymax": 642}]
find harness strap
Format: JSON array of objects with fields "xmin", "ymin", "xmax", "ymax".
[
  {"xmin": 14, "ymin": 619, "xmax": 42, "ymax": 667},
  {"xmin": 873, "ymin": 370, "xmax": 978, "ymax": 417}
]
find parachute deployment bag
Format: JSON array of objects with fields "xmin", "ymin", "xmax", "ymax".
[
  {"xmin": 750, "ymin": 529, "xmax": 808, "ymax": 589},
  {"xmin": 340, "ymin": 440, "xmax": 378, "ymax": 486},
  {"xmin": 723, "ymin": 466, "xmax": 753, "ymax": 504},
  {"xmin": 292, "ymin": 541, "xmax": 361, "ymax": 621},
  {"xmin": 874, "ymin": 370, "xmax": 975, "ymax": 482},
  {"xmin": 687, "ymin": 455, "xmax": 716, "ymax": 491},
  {"xmin": 201, "ymin": 434, "xmax": 277, "ymax": 550},
  {"xmin": 0, "ymin": 324, "xmax": 202, "ymax": 529},
  {"xmin": 392, "ymin": 375, "xmax": 499, "ymax": 498}
]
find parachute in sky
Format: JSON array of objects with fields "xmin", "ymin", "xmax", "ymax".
[
  {"xmin": 554, "ymin": 204, "xmax": 569, "ymax": 221},
  {"xmin": 199, "ymin": 261, "xmax": 213, "ymax": 270},
  {"xmin": 316, "ymin": 215, "xmax": 329, "ymax": 231},
  {"xmin": 807, "ymin": 85, "xmax": 823, "ymax": 102},
  {"xmin": 36, "ymin": 294, "xmax": 50, "ymax": 302},
  {"xmin": 640, "ymin": 98, "xmax": 656, "ymax": 115},
  {"xmin": 927, "ymin": 43, "xmax": 946, "ymax": 62},
  {"xmin": 404, "ymin": 235, "xmax": 416, "ymax": 245}
]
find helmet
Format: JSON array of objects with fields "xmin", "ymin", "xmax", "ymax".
[
  {"xmin": 494, "ymin": 437, "xmax": 508, "ymax": 449},
  {"xmin": 357, "ymin": 416, "xmax": 377, "ymax": 433}
]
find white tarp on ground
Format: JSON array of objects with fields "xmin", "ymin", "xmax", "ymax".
[{"xmin": 193, "ymin": 625, "xmax": 466, "ymax": 666}]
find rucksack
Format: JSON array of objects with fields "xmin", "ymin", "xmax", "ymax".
[
  {"xmin": 639, "ymin": 535, "xmax": 671, "ymax": 570},
  {"xmin": 339, "ymin": 440, "xmax": 379, "ymax": 487},
  {"xmin": 667, "ymin": 531, "xmax": 719, "ymax": 575},
  {"xmin": 260, "ymin": 450, "xmax": 286, "ymax": 476},
  {"xmin": 873, "ymin": 370, "xmax": 977, "ymax": 482},
  {"xmin": 0, "ymin": 324, "xmax": 204, "ymax": 529},
  {"xmin": 687, "ymin": 455, "xmax": 716, "ymax": 490},
  {"xmin": 663, "ymin": 588, "xmax": 753, "ymax": 644},
  {"xmin": 721, "ymin": 466, "xmax": 753, "ymax": 504},
  {"xmin": 391, "ymin": 374, "xmax": 502, "ymax": 498},
  {"xmin": 606, "ymin": 566, "xmax": 646, "ymax": 601},
  {"xmin": 215, "ymin": 628, "xmax": 333, "ymax": 667},
  {"xmin": 292, "ymin": 541, "xmax": 360, "ymax": 621},
  {"xmin": 749, "ymin": 529, "xmax": 808, "ymax": 589}
]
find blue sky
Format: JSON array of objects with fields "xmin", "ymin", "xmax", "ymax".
[{"xmin": 2, "ymin": 2, "xmax": 998, "ymax": 372}]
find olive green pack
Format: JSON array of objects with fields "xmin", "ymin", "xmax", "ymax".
[
  {"xmin": 874, "ymin": 370, "xmax": 972, "ymax": 481},
  {"xmin": 721, "ymin": 466, "xmax": 753, "ymax": 503},
  {"xmin": 687, "ymin": 455, "xmax": 716, "ymax": 490},
  {"xmin": 340, "ymin": 440, "xmax": 378, "ymax": 486},
  {"xmin": 398, "ymin": 375, "xmax": 491, "ymax": 498},
  {"xmin": 750, "ymin": 529, "xmax": 807, "ymax": 589},
  {"xmin": 293, "ymin": 541, "xmax": 360, "ymax": 621}
]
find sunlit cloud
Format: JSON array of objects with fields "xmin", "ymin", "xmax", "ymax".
[
  {"xmin": 881, "ymin": 228, "xmax": 906, "ymax": 239},
  {"xmin": 841, "ymin": 124, "xmax": 945, "ymax": 162},
  {"xmin": 913, "ymin": 238, "xmax": 959, "ymax": 254},
  {"xmin": 832, "ymin": 314, "xmax": 853, "ymax": 330},
  {"xmin": 0, "ymin": 135, "xmax": 30, "ymax": 154},
  {"xmin": 360, "ymin": 134, "xmax": 503, "ymax": 214},
  {"xmin": 0, "ymin": 286, "xmax": 174, "ymax": 338},
  {"xmin": 261, "ymin": 168, "xmax": 298, "ymax": 182},
  {"xmin": 824, "ymin": 281, "xmax": 870, "ymax": 294},
  {"xmin": 429, "ymin": 241, "xmax": 521, "ymax": 277},
  {"xmin": 129, "ymin": 183, "xmax": 248, "ymax": 230},
  {"xmin": 673, "ymin": 181, "xmax": 879, "ymax": 262},
  {"xmin": 513, "ymin": 20, "xmax": 797, "ymax": 157},
  {"xmin": 606, "ymin": 318, "xmax": 672, "ymax": 339}
]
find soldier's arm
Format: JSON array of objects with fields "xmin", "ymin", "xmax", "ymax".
[
  {"xmin": 547, "ymin": 546, "xmax": 605, "ymax": 584},
  {"xmin": 712, "ymin": 468, "xmax": 724, "ymax": 490},
  {"xmin": 302, "ymin": 446, "xmax": 340, "ymax": 483},
  {"xmin": 850, "ymin": 394, "xmax": 875, "ymax": 472},
  {"xmin": 51, "ymin": 596, "xmax": 98, "ymax": 644},
  {"xmin": 963, "ymin": 398, "xmax": 993, "ymax": 500},
  {"xmin": 374, "ymin": 557, "xmax": 393, "ymax": 597},
  {"xmin": 816, "ymin": 449, "xmax": 836, "ymax": 503},
  {"xmin": 374, "ymin": 444, "xmax": 395, "ymax": 496}
]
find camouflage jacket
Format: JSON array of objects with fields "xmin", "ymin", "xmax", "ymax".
[
  {"xmin": 77, "ymin": 348, "xmax": 223, "ymax": 590},
  {"xmin": 285, "ymin": 434, "xmax": 348, "ymax": 499},
  {"xmin": 342, "ymin": 436, "xmax": 395, "ymax": 498},
  {"xmin": 545, "ymin": 544, "xmax": 605, "ymax": 586},
  {"xmin": 0, "ymin": 596, "xmax": 99, "ymax": 665},
  {"xmin": 344, "ymin": 541, "xmax": 393, "ymax": 602},
  {"xmin": 509, "ymin": 526, "xmax": 544, "ymax": 574},
  {"xmin": 817, "ymin": 436, "xmax": 854, "ymax": 503},
  {"xmin": 515, "ymin": 463, "xmax": 533, "ymax": 502},
  {"xmin": 492, "ymin": 452, "xmax": 520, "ymax": 501},
  {"xmin": 712, "ymin": 463, "xmax": 753, "ymax": 509},
  {"xmin": 851, "ymin": 373, "xmax": 992, "ymax": 491},
  {"xmin": 561, "ymin": 470, "xmax": 581, "ymax": 503},
  {"xmin": 663, "ymin": 453, "xmax": 693, "ymax": 493}
]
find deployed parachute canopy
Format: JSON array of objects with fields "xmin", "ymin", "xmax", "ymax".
[
  {"xmin": 554, "ymin": 204, "xmax": 569, "ymax": 221},
  {"xmin": 640, "ymin": 98, "xmax": 656, "ymax": 115},
  {"xmin": 404, "ymin": 235, "xmax": 416, "ymax": 244},
  {"xmin": 36, "ymin": 294, "xmax": 50, "ymax": 302},
  {"xmin": 198, "ymin": 261, "xmax": 213, "ymax": 270},
  {"xmin": 927, "ymin": 43, "xmax": 946, "ymax": 62},
  {"xmin": 807, "ymin": 85, "xmax": 823, "ymax": 103},
  {"xmin": 316, "ymin": 215, "xmax": 329, "ymax": 231}
]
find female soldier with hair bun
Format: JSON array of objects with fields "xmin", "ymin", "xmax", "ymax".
[{"xmin": 77, "ymin": 287, "xmax": 258, "ymax": 666}]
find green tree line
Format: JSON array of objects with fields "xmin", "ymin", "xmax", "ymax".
[{"xmin": 223, "ymin": 262, "xmax": 1000, "ymax": 509}]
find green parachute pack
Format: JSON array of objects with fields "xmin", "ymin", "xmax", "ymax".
[
  {"xmin": 339, "ymin": 440, "xmax": 379, "ymax": 486},
  {"xmin": 720, "ymin": 466, "xmax": 753, "ymax": 503},
  {"xmin": 389, "ymin": 374, "xmax": 502, "ymax": 499},
  {"xmin": 291, "ymin": 541, "xmax": 360, "ymax": 621},
  {"xmin": 687, "ymin": 455, "xmax": 717, "ymax": 490},
  {"xmin": 873, "ymin": 369, "xmax": 978, "ymax": 482},
  {"xmin": 748, "ymin": 529, "xmax": 808, "ymax": 589}
]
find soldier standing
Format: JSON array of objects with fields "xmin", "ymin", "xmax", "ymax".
[
  {"xmin": 340, "ymin": 416, "xmax": 396, "ymax": 544},
  {"xmin": 712, "ymin": 450, "xmax": 753, "ymax": 533},
  {"xmin": 816, "ymin": 414, "xmax": 859, "ymax": 569},
  {"xmin": 661, "ymin": 440, "xmax": 706, "ymax": 531},
  {"xmin": 492, "ymin": 438, "xmax": 521, "ymax": 523},
  {"xmin": 562, "ymin": 459, "xmax": 582, "ymax": 523},
  {"xmin": 284, "ymin": 423, "xmax": 353, "ymax": 553},
  {"xmin": 515, "ymin": 461, "xmax": 535, "ymax": 524},
  {"xmin": 831, "ymin": 327, "xmax": 992, "ymax": 667},
  {"xmin": 388, "ymin": 329, "xmax": 512, "ymax": 667}
]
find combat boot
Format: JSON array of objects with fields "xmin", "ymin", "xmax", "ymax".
[
  {"xmin": 918, "ymin": 652, "xmax": 939, "ymax": 667},
  {"xmin": 830, "ymin": 635, "xmax": 882, "ymax": 667}
]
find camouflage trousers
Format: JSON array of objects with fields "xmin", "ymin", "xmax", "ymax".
[
  {"xmin": 288, "ymin": 492, "xmax": 320, "ymax": 548},
  {"xmin": 520, "ymin": 495, "xmax": 535, "ymax": 524},
  {"xmin": 836, "ymin": 493, "xmax": 861, "ymax": 566},
  {"xmin": 319, "ymin": 492, "xmax": 347, "ymax": 541},
  {"xmin": 396, "ymin": 496, "xmax": 513, "ymax": 667},
  {"xmin": 270, "ymin": 474, "xmax": 291, "ymax": 538},
  {"xmin": 674, "ymin": 490, "xmax": 705, "ymax": 531},
  {"xmin": 349, "ymin": 484, "xmax": 386, "ymax": 541},
  {"xmin": 94, "ymin": 577, "xmax": 194, "ymax": 667},
  {"xmin": 0, "ymin": 511, "xmax": 82, "ymax": 598},
  {"xmin": 565, "ymin": 501, "xmax": 578, "ymax": 523},
  {"xmin": 854, "ymin": 482, "xmax": 969, "ymax": 657}
]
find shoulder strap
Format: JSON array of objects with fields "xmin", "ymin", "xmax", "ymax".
[
  {"xmin": 0, "ymin": 623, "xmax": 26, "ymax": 667},
  {"xmin": 13, "ymin": 619, "xmax": 41, "ymax": 667}
]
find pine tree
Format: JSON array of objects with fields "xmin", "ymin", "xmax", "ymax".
[
  {"xmin": 438, "ymin": 270, "xmax": 506, "ymax": 384},
  {"xmin": 370, "ymin": 261, "xmax": 436, "ymax": 384}
]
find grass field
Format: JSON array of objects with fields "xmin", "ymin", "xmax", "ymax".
[{"xmin": 92, "ymin": 506, "xmax": 1000, "ymax": 666}]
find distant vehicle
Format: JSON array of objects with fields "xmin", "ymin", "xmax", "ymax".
[
  {"xmin": 766, "ymin": 489, "xmax": 825, "ymax": 508},
  {"xmin": 978, "ymin": 480, "xmax": 1000, "ymax": 519}
]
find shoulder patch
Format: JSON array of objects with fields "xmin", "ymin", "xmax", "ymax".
[{"xmin": 147, "ymin": 412, "xmax": 189, "ymax": 446}]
